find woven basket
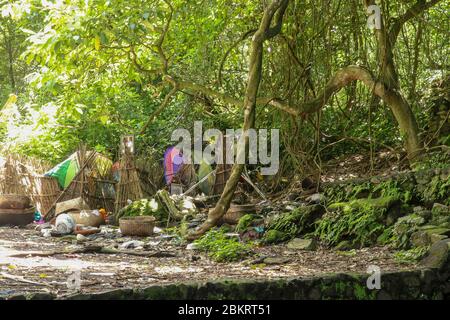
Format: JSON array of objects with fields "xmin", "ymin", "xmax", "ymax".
[
  {"xmin": 119, "ymin": 216, "xmax": 156, "ymax": 236},
  {"xmin": 0, "ymin": 195, "xmax": 31, "ymax": 210},
  {"xmin": 0, "ymin": 206, "xmax": 35, "ymax": 226}
]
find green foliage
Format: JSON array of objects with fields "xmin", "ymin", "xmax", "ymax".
[
  {"xmin": 388, "ymin": 214, "xmax": 425, "ymax": 249},
  {"xmin": 372, "ymin": 179, "xmax": 412, "ymax": 203},
  {"xmin": 325, "ymin": 178, "xmax": 413, "ymax": 205},
  {"xmin": 0, "ymin": 0, "xmax": 449, "ymax": 173},
  {"xmin": 236, "ymin": 214, "xmax": 258, "ymax": 233},
  {"xmin": 414, "ymin": 152, "xmax": 450, "ymax": 171},
  {"xmin": 419, "ymin": 175, "xmax": 450, "ymax": 205},
  {"xmin": 394, "ymin": 246, "xmax": 429, "ymax": 264},
  {"xmin": 263, "ymin": 206, "xmax": 319, "ymax": 243},
  {"xmin": 120, "ymin": 198, "xmax": 167, "ymax": 221},
  {"xmin": 194, "ymin": 228, "xmax": 253, "ymax": 262},
  {"xmin": 314, "ymin": 198, "xmax": 390, "ymax": 247}
]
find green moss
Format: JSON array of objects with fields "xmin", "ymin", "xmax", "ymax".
[
  {"xmin": 236, "ymin": 214, "xmax": 259, "ymax": 233},
  {"xmin": 354, "ymin": 284, "xmax": 376, "ymax": 300},
  {"xmin": 264, "ymin": 205, "xmax": 323, "ymax": 243},
  {"xmin": 262, "ymin": 229, "xmax": 289, "ymax": 244}
]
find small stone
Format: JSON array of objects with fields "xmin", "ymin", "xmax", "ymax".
[
  {"xmin": 186, "ymin": 243, "xmax": 199, "ymax": 250},
  {"xmin": 120, "ymin": 240, "xmax": 145, "ymax": 249},
  {"xmin": 263, "ymin": 256, "xmax": 291, "ymax": 265},
  {"xmin": 286, "ymin": 238, "xmax": 317, "ymax": 250},
  {"xmin": 413, "ymin": 206, "xmax": 432, "ymax": 221},
  {"xmin": 76, "ymin": 234, "xmax": 87, "ymax": 242},
  {"xmin": 288, "ymin": 192, "xmax": 300, "ymax": 201},
  {"xmin": 305, "ymin": 193, "xmax": 325, "ymax": 204},
  {"xmin": 335, "ymin": 240, "xmax": 355, "ymax": 251}
]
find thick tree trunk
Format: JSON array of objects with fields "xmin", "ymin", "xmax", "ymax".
[
  {"xmin": 361, "ymin": 0, "xmax": 442, "ymax": 160},
  {"xmin": 187, "ymin": 0, "xmax": 289, "ymax": 240}
]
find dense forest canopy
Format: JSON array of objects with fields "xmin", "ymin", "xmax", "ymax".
[{"xmin": 0, "ymin": 0, "xmax": 448, "ymax": 171}]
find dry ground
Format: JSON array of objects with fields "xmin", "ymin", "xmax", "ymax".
[{"xmin": 0, "ymin": 225, "xmax": 416, "ymax": 298}]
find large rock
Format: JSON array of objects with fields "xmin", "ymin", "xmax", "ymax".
[
  {"xmin": 286, "ymin": 238, "xmax": 317, "ymax": 251},
  {"xmin": 410, "ymin": 231, "xmax": 431, "ymax": 247},
  {"xmin": 431, "ymin": 203, "xmax": 450, "ymax": 226},
  {"xmin": 413, "ymin": 206, "xmax": 432, "ymax": 221},
  {"xmin": 419, "ymin": 239, "xmax": 450, "ymax": 269},
  {"xmin": 430, "ymin": 234, "xmax": 448, "ymax": 244},
  {"xmin": 423, "ymin": 227, "xmax": 450, "ymax": 237}
]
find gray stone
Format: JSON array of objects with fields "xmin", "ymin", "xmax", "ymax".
[
  {"xmin": 430, "ymin": 234, "xmax": 448, "ymax": 244},
  {"xmin": 424, "ymin": 227, "xmax": 450, "ymax": 237},
  {"xmin": 410, "ymin": 231, "xmax": 431, "ymax": 247},
  {"xmin": 420, "ymin": 240, "xmax": 450, "ymax": 269},
  {"xmin": 413, "ymin": 206, "xmax": 432, "ymax": 221},
  {"xmin": 286, "ymin": 238, "xmax": 317, "ymax": 251},
  {"xmin": 263, "ymin": 256, "xmax": 291, "ymax": 265},
  {"xmin": 430, "ymin": 204, "xmax": 450, "ymax": 226}
]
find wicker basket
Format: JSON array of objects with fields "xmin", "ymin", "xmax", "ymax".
[
  {"xmin": 0, "ymin": 195, "xmax": 32, "ymax": 210},
  {"xmin": 0, "ymin": 206, "xmax": 35, "ymax": 226},
  {"xmin": 119, "ymin": 216, "xmax": 156, "ymax": 236},
  {"xmin": 221, "ymin": 203, "xmax": 256, "ymax": 225}
]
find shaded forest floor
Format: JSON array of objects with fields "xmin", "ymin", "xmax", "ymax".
[{"xmin": 0, "ymin": 226, "xmax": 411, "ymax": 298}]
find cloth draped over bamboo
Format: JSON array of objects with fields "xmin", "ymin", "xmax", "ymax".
[{"xmin": 44, "ymin": 147, "xmax": 117, "ymax": 220}]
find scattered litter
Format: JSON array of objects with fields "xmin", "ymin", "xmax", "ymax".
[
  {"xmin": 76, "ymin": 234, "xmax": 88, "ymax": 242},
  {"xmin": 120, "ymin": 240, "xmax": 145, "ymax": 250},
  {"xmin": 186, "ymin": 243, "xmax": 199, "ymax": 250},
  {"xmin": 55, "ymin": 214, "xmax": 76, "ymax": 234}
]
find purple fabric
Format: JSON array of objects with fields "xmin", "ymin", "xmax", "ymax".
[{"xmin": 164, "ymin": 146, "xmax": 184, "ymax": 185}]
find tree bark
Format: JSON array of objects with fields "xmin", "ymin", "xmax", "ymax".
[
  {"xmin": 187, "ymin": 0, "xmax": 289, "ymax": 240},
  {"xmin": 361, "ymin": 0, "xmax": 442, "ymax": 160}
]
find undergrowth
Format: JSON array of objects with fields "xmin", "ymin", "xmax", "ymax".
[
  {"xmin": 194, "ymin": 228, "xmax": 254, "ymax": 262},
  {"xmin": 314, "ymin": 200, "xmax": 387, "ymax": 247},
  {"xmin": 394, "ymin": 246, "xmax": 429, "ymax": 264}
]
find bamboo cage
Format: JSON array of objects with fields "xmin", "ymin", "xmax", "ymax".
[
  {"xmin": 114, "ymin": 151, "xmax": 143, "ymax": 213},
  {"xmin": 0, "ymin": 153, "xmax": 61, "ymax": 213}
]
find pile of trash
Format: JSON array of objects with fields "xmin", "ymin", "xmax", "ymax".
[
  {"xmin": 114, "ymin": 189, "xmax": 198, "ymax": 224},
  {"xmin": 38, "ymin": 210, "xmax": 106, "ymax": 239}
]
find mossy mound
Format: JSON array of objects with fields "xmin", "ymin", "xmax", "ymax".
[
  {"xmin": 315, "ymin": 196, "xmax": 403, "ymax": 248},
  {"xmin": 262, "ymin": 205, "xmax": 324, "ymax": 244}
]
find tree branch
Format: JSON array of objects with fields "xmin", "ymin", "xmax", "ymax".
[{"xmin": 389, "ymin": 0, "xmax": 442, "ymax": 45}]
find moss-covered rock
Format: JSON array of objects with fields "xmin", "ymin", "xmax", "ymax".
[
  {"xmin": 286, "ymin": 238, "xmax": 317, "ymax": 250},
  {"xmin": 420, "ymin": 239, "xmax": 450, "ymax": 269},
  {"xmin": 235, "ymin": 214, "xmax": 263, "ymax": 233},
  {"xmin": 264, "ymin": 205, "xmax": 324, "ymax": 243},
  {"xmin": 262, "ymin": 229, "xmax": 289, "ymax": 244}
]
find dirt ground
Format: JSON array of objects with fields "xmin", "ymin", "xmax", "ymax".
[{"xmin": 0, "ymin": 225, "xmax": 417, "ymax": 298}]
